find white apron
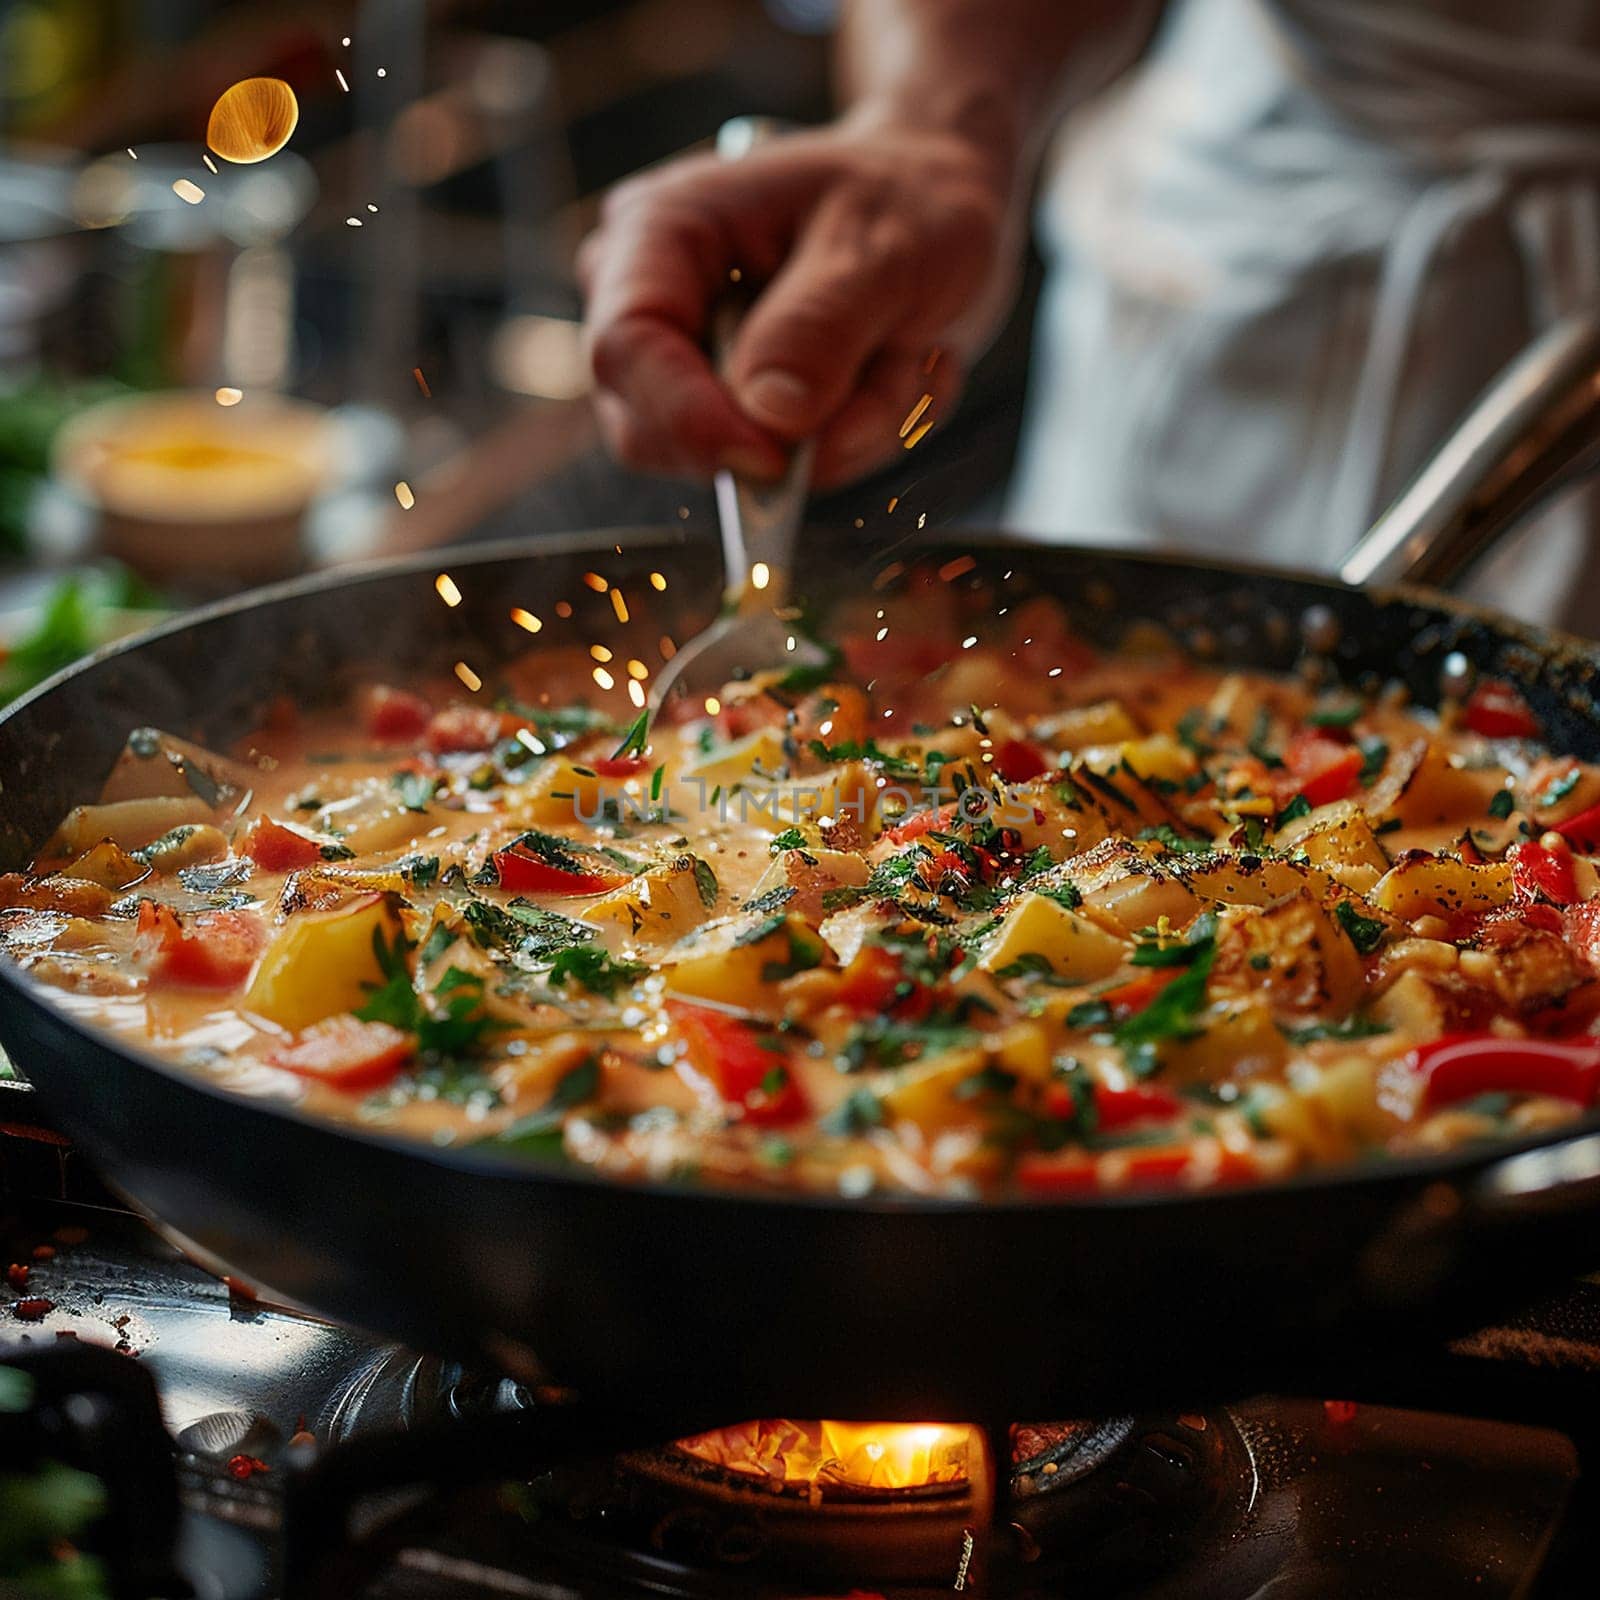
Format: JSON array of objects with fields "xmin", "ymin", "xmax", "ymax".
[{"xmin": 1004, "ymin": 0, "xmax": 1600, "ymax": 633}]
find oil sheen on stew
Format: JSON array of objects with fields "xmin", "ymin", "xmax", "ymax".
[{"xmin": 6, "ymin": 571, "xmax": 1600, "ymax": 1199}]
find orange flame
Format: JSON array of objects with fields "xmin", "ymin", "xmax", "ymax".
[{"xmin": 674, "ymin": 1419, "xmax": 973, "ymax": 1491}]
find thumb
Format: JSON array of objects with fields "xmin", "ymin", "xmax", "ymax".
[{"xmin": 724, "ymin": 187, "xmax": 911, "ymax": 441}]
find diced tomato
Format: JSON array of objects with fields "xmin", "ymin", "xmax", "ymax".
[
  {"xmin": 1116, "ymin": 1147, "xmax": 1194, "ymax": 1186},
  {"xmin": 490, "ymin": 847, "xmax": 630, "ymax": 897},
  {"xmin": 665, "ymin": 999, "xmax": 808, "ymax": 1126},
  {"xmin": 242, "ymin": 817, "xmax": 324, "ymax": 872},
  {"xmin": 1511, "ymin": 838, "xmax": 1579, "ymax": 905},
  {"xmin": 1409, "ymin": 1033, "xmax": 1600, "ymax": 1109},
  {"xmin": 1564, "ymin": 901, "xmax": 1600, "ymax": 970},
  {"xmin": 426, "ymin": 704, "xmax": 504, "ymax": 753},
  {"xmin": 882, "ymin": 803, "xmax": 955, "ymax": 847},
  {"xmin": 1099, "ymin": 969, "xmax": 1181, "ymax": 1020},
  {"xmin": 587, "ymin": 755, "xmax": 649, "ymax": 779},
  {"xmin": 1556, "ymin": 802, "xmax": 1600, "ymax": 855},
  {"xmin": 1282, "ymin": 731, "xmax": 1363, "ymax": 808},
  {"xmin": 265, "ymin": 1015, "xmax": 415, "ymax": 1091},
  {"xmin": 362, "ymin": 684, "xmax": 433, "ymax": 741},
  {"xmin": 135, "ymin": 903, "xmax": 265, "ymax": 988},
  {"xmin": 1462, "ymin": 679, "xmax": 1540, "ymax": 740},
  {"xmin": 992, "ymin": 739, "xmax": 1050, "ymax": 784},
  {"xmin": 1093, "ymin": 1083, "xmax": 1184, "ymax": 1131},
  {"xmin": 835, "ymin": 946, "xmax": 932, "ymax": 1019},
  {"xmin": 716, "ymin": 694, "xmax": 785, "ymax": 740},
  {"xmin": 1015, "ymin": 1152, "xmax": 1101, "ymax": 1194},
  {"xmin": 841, "ymin": 633, "xmax": 956, "ymax": 685}
]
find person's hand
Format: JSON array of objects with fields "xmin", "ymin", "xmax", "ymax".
[{"xmin": 578, "ymin": 116, "xmax": 1018, "ymax": 487}]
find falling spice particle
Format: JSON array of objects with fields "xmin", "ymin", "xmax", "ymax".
[
  {"xmin": 336, "ymin": 68, "xmax": 350, "ymax": 92},
  {"xmin": 659, "ymin": 634, "xmax": 677, "ymax": 660},
  {"xmin": 127, "ymin": 147, "xmax": 138, "ymax": 159},
  {"xmin": 172, "ymin": 178, "xmax": 205, "ymax": 205},
  {"xmin": 412, "ymin": 366, "xmax": 431, "ymax": 398},
  {"xmin": 203, "ymin": 154, "xmax": 219, "ymax": 174},
  {"xmin": 367, "ymin": 203, "xmax": 379, "ymax": 213},
  {"xmin": 593, "ymin": 667, "xmax": 615, "ymax": 690},
  {"xmin": 962, "ymin": 636, "xmax": 978, "ymax": 650},
  {"xmin": 887, "ymin": 497, "xmax": 899, "ymax": 514},
  {"xmin": 898, "ymin": 393, "xmax": 933, "ymax": 439},
  {"xmin": 5, "ymin": 1264, "xmax": 27, "ymax": 1290},
  {"xmin": 346, "ymin": 217, "xmax": 363, "ymax": 227},
  {"xmin": 751, "ymin": 562, "xmax": 771, "ymax": 591},
  {"xmin": 227, "ymin": 1454, "xmax": 270, "ymax": 1482},
  {"xmin": 903, "ymin": 419, "xmax": 934, "ymax": 450},
  {"xmin": 509, "ymin": 607, "xmax": 541, "ymax": 633},
  {"xmin": 31, "ymin": 1246, "xmax": 55, "ymax": 1263},
  {"xmin": 556, "ymin": 600, "xmax": 573, "ymax": 619},
  {"xmin": 704, "ymin": 696, "xmax": 721, "ymax": 716},
  {"xmin": 376, "ymin": 67, "xmax": 387, "ymax": 77},
  {"xmin": 917, "ymin": 513, "xmax": 927, "ymax": 529},
  {"xmin": 215, "ymin": 387, "xmax": 244, "ymax": 407},
  {"xmin": 208, "ymin": 77, "xmax": 300, "ymax": 164},
  {"xmin": 582, "ymin": 571, "xmax": 609, "ymax": 593},
  {"xmin": 12, "ymin": 1298, "xmax": 53, "ymax": 1321},
  {"xmin": 627, "ymin": 659, "xmax": 649, "ymax": 680},
  {"xmin": 610, "ymin": 588, "xmax": 630, "ymax": 623},
  {"xmin": 924, "ymin": 348, "xmax": 943, "ymax": 375},
  {"xmin": 649, "ymin": 571, "xmax": 667, "ymax": 591},
  {"xmin": 589, "ymin": 644, "xmax": 613, "ymax": 663},
  {"xmin": 454, "ymin": 661, "xmax": 483, "ymax": 692},
  {"xmin": 394, "ymin": 481, "xmax": 415, "ymax": 510},
  {"xmin": 938, "ymin": 555, "xmax": 977, "ymax": 582},
  {"xmin": 628, "ymin": 680, "xmax": 646, "ymax": 709},
  {"xmin": 435, "ymin": 573, "xmax": 462, "ymax": 607}
]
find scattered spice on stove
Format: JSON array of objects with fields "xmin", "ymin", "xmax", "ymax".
[
  {"xmin": 5, "ymin": 1264, "xmax": 28, "ymax": 1289},
  {"xmin": 1323, "ymin": 1399, "xmax": 1358, "ymax": 1426},
  {"xmin": 31, "ymin": 1244, "xmax": 55, "ymax": 1262},
  {"xmin": 227, "ymin": 1453, "xmax": 270, "ymax": 1481},
  {"xmin": 13, "ymin": 1297, "xmax": 53, "ymax": 1320},
  {"xmin": 51, "ymin": 1225, "xmax": 89, "ymax": 1246}
]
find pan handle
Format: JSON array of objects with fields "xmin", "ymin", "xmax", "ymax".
[
  {"xmin": 1362, "ymin": 1127, "xmax": 1600, "ymax": 1309},
  {"xmin": 1339, "ymin": 309, "xmax": 1600, "ymax": 589}
]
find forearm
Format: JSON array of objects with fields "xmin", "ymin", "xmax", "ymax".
[{"xmin": 838, "ymin": 0, "xmax": 1144, "ymax": 193}]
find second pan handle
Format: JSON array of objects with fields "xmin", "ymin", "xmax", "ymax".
[{"xmin": 1340, "ymin": 310, "xmax": 1600, "ymax": 590}]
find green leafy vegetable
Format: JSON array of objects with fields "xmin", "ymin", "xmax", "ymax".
[
  {"xmin": 547, "ymin": 945, "xmax": 647, "ymax": 998},
  {"xmin": 1334, "ymin": 899, "xmax": 1386, "ymax": 955},
  {"xmin": 1488, "ymin": 788, "xmax": 1516, "ymax": 820},
  {"xmin": 392, "ymin": 770, "xmax": 440, "ymax": 812},
  {"xmin": 611, "ymin": 709, "xmax": 650, "ymax": 760}
]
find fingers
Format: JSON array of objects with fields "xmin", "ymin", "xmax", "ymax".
[
  {"xmin": 720, "ymin": 180, "xmax": 924, "ymax": 442},
  {"xmin": 580, "ymin": 170, "xmax": 789, "ymax": 480},
  {"xmin": 810, "ymin": 345, "xmax": 965, "ymax": 488}
]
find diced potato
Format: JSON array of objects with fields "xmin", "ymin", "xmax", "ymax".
[
  {"xmin": 1372, "ymin": 740, "xmax": 1497, "ymax": 828},
  {"xmin": 1035, "ymin": 701, "xmax": 1142, "ymax": 749},
  {"xmin": 490, "ymin": 1032, "xmax": 601, "ymax": 1110},
  {"xmin": 1069, "ymin": 839, "xmax": 1201, "ymax": 932},
  {"xmin": 1274, "ymin": 799, "xmax": 1391, "ymax": 892},
  {"xmin": 244, "ymin": 893, "xmax": 402, "ymax": 1032},
  {"xmin": 1117, "ymin": 735, "xmax": 1197, "ymax": 787},
  {"xmin": 1064, "ymin": 759, "xmax": 1184, "ymax": 835},
  {"xmin": 1003, "ymin": 778, "xmax": 1111, "ymax": 859},
  {"xmin": 137, "ymin": 823, "xmax": 229, "ymax": 872},
  {"xmin": 978, "ymin": 892, "xmax": 1128, "ymax": 983},
  {"xmin": 99, "ymin": 729, "xmax": 257, "ymax": 808},
  {"xmin": 819, "ymin": 900, "xmax": 881, "ymax": 966},
  {"xmin": 664, "ymin": 912, "xmax": 826, "ymax": 1009},
  {"xmin": 1162, "ymin": 1001, "xmax": 1289, "ymax": 1085},
  {"xmin": 879, "ymin": 1046, "xmax": 988, "ymax": 1131},
  {"xmin": 63, "ymin": 841, "xmax": 151, "ymax": 892},
  {"xmin": 588, "ymin": 855, "xmax": 717, "ymax": 942},
  {"xmin": 1247, "ymin": 1080, "xmax": 1355, "ymax": 1164},
  {"xmin": 1371, "ymin": 855, "xmax": 1514, "ymax": 921},
  {"xmin": 313, "ymin": 787, "xmax": 437, "ymax": 853},
  {"xmin": 1369, "ymin": 967, "xmax": 1453, "ymax": 1036},
  {"xmin": 47, "ymin": 796, "xmax": 214, "ymax": 858},
  {"xmin": 1203, "ymin": 674, "xmax": 1305, "ymax": 738},
  {"xmin": 1182, "ymin": 855, "xmax": 1344, "ymax": 908},
  {"xmin": 682, "ymin": 729, "xmax": 789, "ymax": 793},
  {"xmin": 748, "ymin": 846, "xmax": 870, "ymax": 924},
  {"xmin": 1211, "ymin": 893, "xmax": 1365, "ymax": 1017}
]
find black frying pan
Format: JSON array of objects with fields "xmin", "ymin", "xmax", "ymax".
[{"xmin": 5, "ymin": 521, "xmax": 1600, "ymax": 1426}]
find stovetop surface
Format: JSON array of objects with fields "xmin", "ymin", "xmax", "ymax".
[{"xmin": 1, "ymin": 1083, "xmax": 1598, "ymax": 1599}]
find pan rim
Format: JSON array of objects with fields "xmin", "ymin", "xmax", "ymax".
[{"xmin": 3, "ymin": 524, "xmax": 1599, "ymax": 1218}]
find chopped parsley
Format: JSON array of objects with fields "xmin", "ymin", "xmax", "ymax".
[
  {"xmin": 1488, "ymin": 788, "xmax": 1516, "ymax": 820},
  {"xmin": 1333, "ymin": 899, "xmax": 1386, "ymax": 955},
  {"xmin": 821, "ymin": 1087, "xmax": 885, "ymax": 1135},
  {"xmin": 547, "ymin": 945, "xmax": 647, "ymax": 998},
  {"xmin": 769, "ymin": 828, "xmax": 807, "ymax": 854},
  {"xmin": 611, "ymin": 709, "xmax": 650, "ymax": 760},
  {"xmin": 392, "ymin": 769, "xmax": 440, "ymax": 812},
  {"xmin": 356, "ymin": 932, "xmax": 500, "ymax": 1060},
  {"xmin": 1137, "ymin": 822, "xmax": 1214, "ymax": 855}
]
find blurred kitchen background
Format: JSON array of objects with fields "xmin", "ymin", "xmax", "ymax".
[{"xmin": 0, "ymin": 0, "xmax": 1037, "ymax": 703}]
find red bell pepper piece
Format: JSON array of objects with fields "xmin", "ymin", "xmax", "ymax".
[
  {"xmin": 834, "ymin": 945, "xmax": 933, "ymax": 1018},
  {"xmin": 135, "ymin": 903, "xmax": 265, "ymax": 988},
  {"xmin": 1098, "ymin": 969, "xmax": 1182, "ymax": 1020},
  {"xmin": 1565, "ymin": 901, "xmax": 1600, "ymax": 970},
  {"xmin": 1093, "ymin": 1082, "xmax": 1184, "ymax": 1131},
  {"xmin": 265, "ymin": 1014, "xmax": 414, "ymax": 1091},
  {"xmin": 993, "ymin": 739, "xmax": 1050, "ymax": 784},
  {"xmin": 1462, "ymin": 679, "xmax": 1540, "ymax": 740},
  {"xmin": 426, "ymin": 704, "xmax": 505, "ymax": 753},
  {"xmin": 1283, "ymin": 731, "xmax": 1363, "ymax": 808},
  {"xmin": 1511, "ymin": 838, "xmax": 1579, "ymax": 905},
  {"xmin": 665, "ymin": 999, "xmax": 808, "ymax": 1126},
  {"xmin": 1015, "ymin": 1151, "xmax": 1101, "ymax": 1194},
  {"xmin": 882, "ymin": 803, "xmax": 956, "ymax": 847},
  {"xmin": 490, "ymin": 847, "xmax": 630, "ymax": 897},
  {"xmin": 587, "ymin": 755, "xmax": 650, "ymax": 779},
  {"xmin": 361, "ymin": 684, "xmax": 433, "ymax": 741},
  {"xmin": 1556, "ymin": 802, "xmax": 1600, "ymax": 855},
  {"xmin": 241, "ymin": 817, "xmax": 325, "ymax": 872},
  {"xmin": 1408, "ymin": 1033, "xmax": 1600, "ymax": 1109}
]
